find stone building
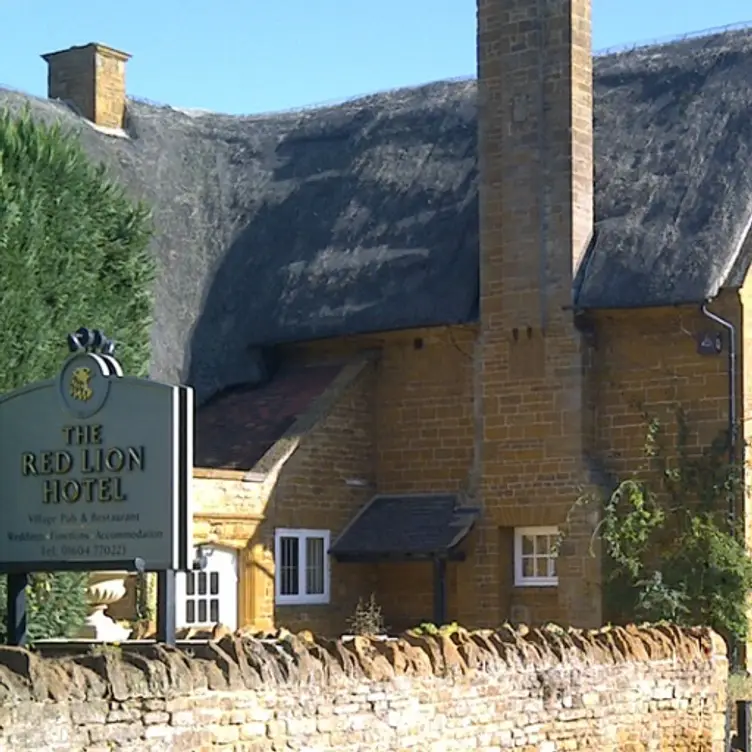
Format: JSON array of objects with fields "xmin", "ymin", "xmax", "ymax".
[{"xmin": 3, "ymin": 1, "xmax": 752, "ymax": 637}]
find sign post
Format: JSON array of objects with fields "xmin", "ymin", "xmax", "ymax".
[
  {"xmin": 7, "ymin": 573, "xmax": 28, "ymax": 647},
  {"xmin": 0, "ymin": 328, "xmax": 194, "ymax": 646}
]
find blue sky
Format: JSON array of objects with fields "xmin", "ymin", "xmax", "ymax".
[{"xmin": 1, "ymin": 0, "xmax": 750, "ymax": 114}]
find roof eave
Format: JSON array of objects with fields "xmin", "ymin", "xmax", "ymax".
[{"xmin": 329, "ymin": 549, "xmax": 468, "ymax": 564}]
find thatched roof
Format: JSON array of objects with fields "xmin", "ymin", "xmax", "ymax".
[
  {"xmin": 580, "ymin": 27, "xmax": 752, "ymax": 307},
  {"xmin": 2, "ymin": 27, "xmax": 752, "ymax": 401}
]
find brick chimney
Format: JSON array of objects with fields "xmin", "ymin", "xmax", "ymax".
[
  {"xmin": 41, "ymin": 43, "xmax": 131, "ymax": 129},
  {"xmin": 474, "ymin": 0, "xmax": 600, "ymax": 627}
]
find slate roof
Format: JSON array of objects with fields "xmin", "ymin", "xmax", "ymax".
[
  {"xmin": 3, "ymin": 27, "xmax": 752, "ymax": 400},
  {"xmin": 329, "ymin": 494, "xmax": 480, "ymax": 561},
  {"xmin": 195, "ymin": 362, "xmax": 343, "ymax": 470}
]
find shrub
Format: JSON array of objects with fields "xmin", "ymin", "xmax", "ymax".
[
  {"xmin": 347, "ymin": 594, "xmax": 386, "ymax": 636},
  {"xmin": 0, "ymin": 573, "xmax": 89, "ymax": 643},
  {"xmin": 408, "ymin": 621, "xmax": 461, "ymax": 637},
  {"xmin": 559, "ymin": 409, "xmax": 752, "ymax": 646}
]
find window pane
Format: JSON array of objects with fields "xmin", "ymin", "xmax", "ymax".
[
  {"xmin": 549, "ymin": 556, "xmax": 557, "ymax": 577},
  {"xmin": 210, "ymin": 599, "xmax": 219, "ymax": 623},
  {"xmin": 522, "ymin": 557, "xmax": 534, "ymax": 578},
  {"xmin": 535, "ymin": 556, "xmax": 550, "ymax": 577},
  {"xmin": 198, "ymin": 600, "xmax": 207, "ymax": 622},
  {"xmin": 279, "ymin": 536, "xmax": 300, "ymax": 596},
  {"xmin": 198, "ymin": 572, "xmax": 207, "ymax": 595},
  {"xmin": 521, "ymin": 535, "xmax": 534, "ymax": 556},
  {"xmin": 210, "ymin": 572, "xmax": 219, "ymax": 595},
  {"xmin": 186, "ymin": 600, "xmax": 195, "ymax": 623},
  {"xmin": 186, "ymin": 573, "xmax": 195, "ymax": 596},
  {"xmin": 305, "ymin": 536, "xmax": 325, "ymax": 595},
  {"xmin": 537, "ymin": 535, "xmax": 550, "ymax": 555}
]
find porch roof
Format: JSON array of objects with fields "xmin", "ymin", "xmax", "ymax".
[{"xmin": 329, "ymin": 493, "xmax": 480, "ymax": 563}]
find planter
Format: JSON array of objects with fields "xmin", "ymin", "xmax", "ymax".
[{"xmin": 76, "ymin": 571, "xmax": 132, "ymax": 642}]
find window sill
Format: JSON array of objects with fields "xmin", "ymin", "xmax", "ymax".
[
  {"xmin": 513, "ymin": 579, "xmax": 558, "ymax": 588},
  {"xmin": 275, "ymin": 596, "xmax": 331, "ymax": 607}
]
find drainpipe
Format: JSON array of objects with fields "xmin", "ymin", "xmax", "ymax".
[
  {"xmin": 700, "ymin": 303, "xmax": 737, "ymax": 478},
  {"xmin": 700, "ymin": 302, "xmax": 740, "ymax": 675}
]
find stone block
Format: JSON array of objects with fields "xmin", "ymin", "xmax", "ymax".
[
  {"xmin": 89, "ymin": 721, "xmax": 143, "ymax": 744},
  {"xmin": 70, "ymin": 699, "xmax": 108, "ymax": 725},
  {"xmin": 169, "ymin": 710, "xmax": 195, "ymax": 727},
  {"xmin": 239, "ymin": 721, "xmax": 266, "ymax": 739},
  {"xmin": 143, "ymin": 710, "xmax": 170, "ymax": 725}
]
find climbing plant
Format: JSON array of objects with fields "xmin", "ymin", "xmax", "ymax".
[
  {"xmin": 561, "ymin": 407, "xmax": 752, "ymax": 644},
  {"xmin": 0, "ymin": 106, "xmax": 154, "ymax": 640}
]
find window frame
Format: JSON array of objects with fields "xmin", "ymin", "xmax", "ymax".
[
  {"xmin": 513, "ymin": 525, "xmax": 559, "ymax": 588},
  {"xmin": 274, "ymin": 528, "xmax": 331, "ymax": 606}
]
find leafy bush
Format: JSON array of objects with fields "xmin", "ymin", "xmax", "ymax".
[
  {"xmin": 0, "ymin": 573, "xmax": 89, "ymax": 643},
  {"xmin": 561, "ymin": 409, "xmax": 752, "ymax": 645},
  {"xmin": 0, "ymin": 107, "xmax": 154, "ymax": 640}
]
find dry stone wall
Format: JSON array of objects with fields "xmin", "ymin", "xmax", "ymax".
[{"xmin": 0, "ymin": 624, "xmax": 729, "ymax": 751}]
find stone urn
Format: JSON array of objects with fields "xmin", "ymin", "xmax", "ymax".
[{"xmin": 77, "ymin": 571, "xmax": 132, "ymax": 642}]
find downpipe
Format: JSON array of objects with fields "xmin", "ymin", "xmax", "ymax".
[
  {"xmin": 700, "ymin": 303, "xmax": 737, "ymax": 480},
  {"xmin": 700, "ymin": 303, "xmax": 740, "ymax": 679}
]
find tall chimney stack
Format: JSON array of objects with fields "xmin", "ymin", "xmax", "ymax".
[
  {"xmin": 41, "ymin": 43, "xmax": 131, "ymax": 129},
  {"xmin": 474, "ymin": 0, "xmax": 599, "ymax": 628}
]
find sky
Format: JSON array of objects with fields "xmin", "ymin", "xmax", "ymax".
[{"xmin": 1, "ymin": 0, "xmax": 751, "ymax": 115}]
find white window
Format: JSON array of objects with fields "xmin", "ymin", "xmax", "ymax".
[
  {"xmin": 176, "ymin": 546, "xmax": 239, "ymax": 630},
  {"xmin": 274, "ymin": 528, "xmax": 330, "ymax": 606},
  {"xmin": 514, "ymin": 526, "xmax": 558, "ymax": 587}
]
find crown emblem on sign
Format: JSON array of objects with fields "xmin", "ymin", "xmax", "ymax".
[
  {"xmin": 59, "ymin": 328, "xmax": 123, "ymax": 419},
  {"xmin": 69, "ymin": 367, "xmax": 93, "ymax": 402}
]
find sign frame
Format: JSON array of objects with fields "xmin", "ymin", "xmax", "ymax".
[{"xmin": 0, "ymin": 328, "xmax": 195, "ymax": 646}]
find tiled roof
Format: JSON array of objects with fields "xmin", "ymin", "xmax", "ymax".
[
  {"xmin": 329, "ymin": 493, "xmax": 480, "ymax": 561},
  {"xmin": 195, "ymin": 363, "xmax": 343, "ymax": 470}
]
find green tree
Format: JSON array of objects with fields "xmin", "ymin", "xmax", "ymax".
[{"xmin": 0, "ymin": 106, "xmax": 155, "ymax": 641}]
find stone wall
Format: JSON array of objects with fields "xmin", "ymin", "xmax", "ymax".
[
  {"xmin": 283, "ymin": 325, "xmax": 477, "ymax": 496},
  {"xmin": 283, "ymin": 325, "xmax": 477, "ymax": 631},
  {"xmin": 263, "ymin": 361, "xmax": 376, "ymax": 636},
  {"xmin": 591, "ymin": 300, "xmax": 738, "ymax": 480},
  {"xmin": 0, "ymin": 624, "xmax": 728, "ymax": 751}
]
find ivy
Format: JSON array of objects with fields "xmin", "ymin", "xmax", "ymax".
[{"xmin": 562, "ymin": 407, "xmax": 752, "ymax": 644}]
